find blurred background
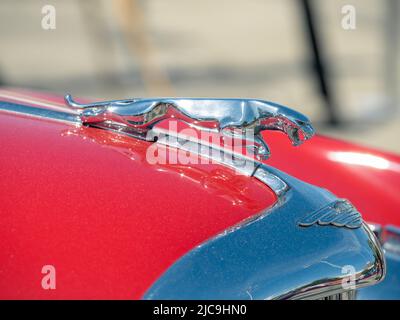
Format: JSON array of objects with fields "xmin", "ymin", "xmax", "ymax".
[{"xmin": 0, "ymin": 0, "xmax": 399, "ymax": 152}]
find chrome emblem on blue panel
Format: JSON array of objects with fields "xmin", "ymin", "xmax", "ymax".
[{"xmin": 299, "ymin": 199, "xmax": 362, "ymax": 229}]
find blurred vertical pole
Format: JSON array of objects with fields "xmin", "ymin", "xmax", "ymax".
[
  {"xmin": 113, "ymin": 0, "xmax": 173, "ymax": 96},
  {"xmin": 0, "ymin": 68, "xmax": 4, "ymax": 86},
  {"xmin": 299, "ymin": 0, "xmax": 339, "ymax": 125},
  {"xmin": 79, "ymin": 0, "xmax": 118, "ymax": 88},
  {"xmin": 384, "ymin": 0, "xmax": 399, "ymax": 113}
]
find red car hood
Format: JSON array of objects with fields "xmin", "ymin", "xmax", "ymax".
[
  {"xmin": 0, "ymin": 88, "xmax": 399, "ymax": 299},
  {"xmin": 0, "ymin": 89, "xmax": 275, "ymax": 299}
]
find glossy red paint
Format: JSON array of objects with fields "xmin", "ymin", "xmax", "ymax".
[
  {"xmin": 0, "ymin": 89, "xmax": 399, "ymax": 299},
  {"xmin": 0, "ymin": 107, "xmax": 275, "ymax": 299}
]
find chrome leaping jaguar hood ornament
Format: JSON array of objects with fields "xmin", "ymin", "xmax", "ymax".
[{"xmin": 64, "ymin": 95, "xmax": 315, "ymax": 159}]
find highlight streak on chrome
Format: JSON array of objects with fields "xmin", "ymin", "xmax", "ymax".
[{"xmin": 0, "ymin": 101, "xmax": 80, "ymax": 124}]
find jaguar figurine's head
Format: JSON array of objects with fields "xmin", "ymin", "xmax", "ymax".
[
  {"xmin": 255, "ymin": 101, "xmax": 315, "ymax": 146},
  {"xmin": 217, "ymin": 99, "xmax": 315, "ymax": 146}
]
